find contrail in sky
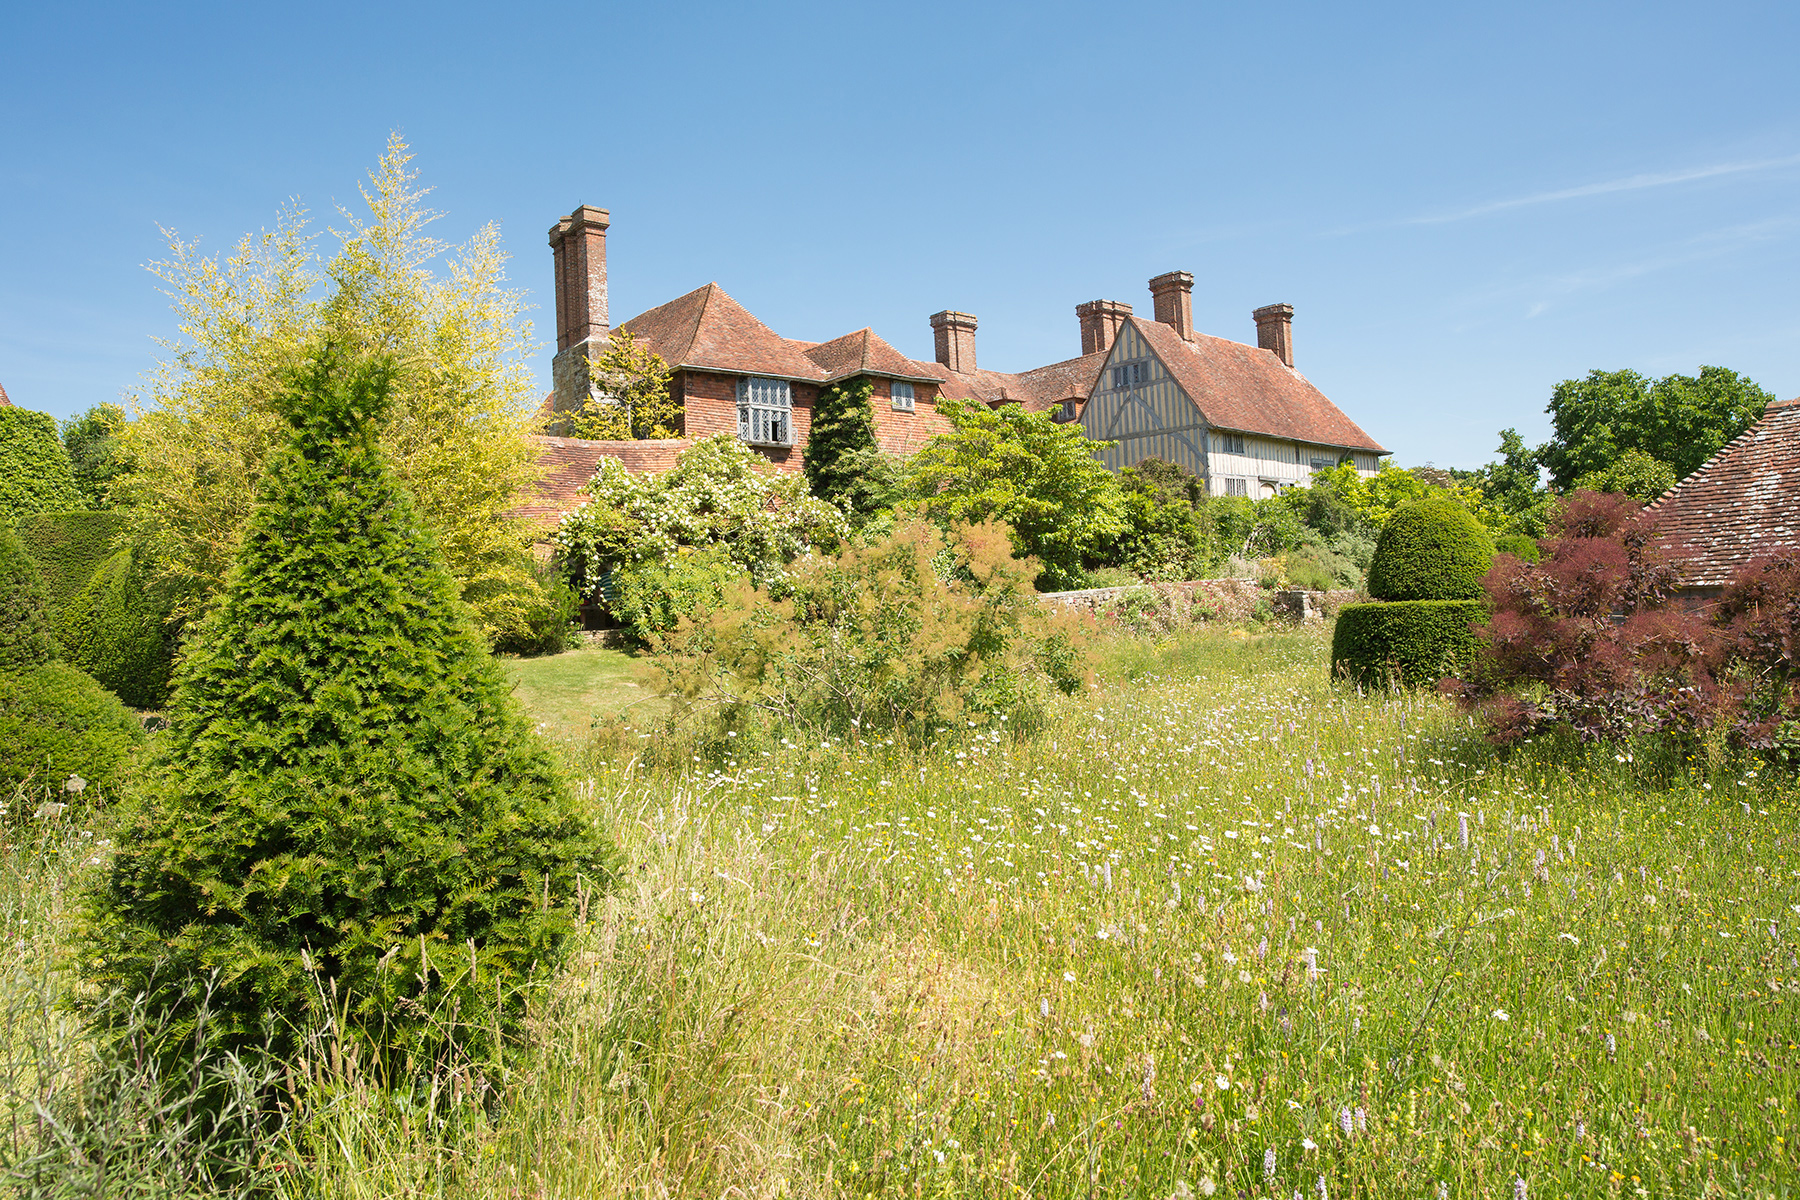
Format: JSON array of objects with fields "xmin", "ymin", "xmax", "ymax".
[{"xmin": 1401, "ymin": 154, "xmax": 1800, "ymax": 225}]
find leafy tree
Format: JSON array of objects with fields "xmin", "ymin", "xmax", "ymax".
[
  {"xmin": 114, "ymin": 135, "xmax": 545, "ymax": 643},
  {"xmin": 565, "ymin": 328, "xmax": 680, "ymax": 440},
  {"xmin": 1309, "ymin": 460, "xmax": 1497, "ymax": 532},
  {"xmin": 1113, "ymin": 458, "xmax": 1212, "ymax": 580},
  {"xmin": 60, "ymin": 403, "xmax": 133, "ymax": 509},
  {"xmin": 904, "ymin": 397, "xmax": 1126, "ymax": 591},
  {"xmin": 1538, "ymin": 366, "xmax": 1772, "ymax": 491},
  {"xmin": 88, "ymin": 349, "xmax": 610, "ymax": 1070},
  {"xmin": 0, "ymin": 406, "xmax": 83, "ymax": 523},
  {"xmin": 1573, "ymin": 447, "xmax": 1677, "ymax": 504},
  {"xmin": 1467, "ymin": 428, "xmax": 1553, "ymax": 537}
]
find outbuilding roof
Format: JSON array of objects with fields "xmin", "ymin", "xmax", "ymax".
[{"xmin": 1648, "ymin": 397, "xmax": 1800, "ymax": 590}]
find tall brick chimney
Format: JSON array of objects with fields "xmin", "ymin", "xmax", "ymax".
[
  {"xmin": 930, "ymin": 310, "xmax": 978, "ymax": 373},
  {"xmin": 1148, "ymin": 271, "xmax": 1194, "ymax": 341},
  {"xmin": 1253, "ymin": 303, "xmax": 1294, "ymax": 368},
  {"xmin": 1077, "ymin": 300, "xmax": 1133, "ymax": 356},
  {"xmin": 549, "ymin": 205, "xmax": 611, "ymax": 413}
]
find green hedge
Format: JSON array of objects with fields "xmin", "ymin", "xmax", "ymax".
[
  {"xmin": 0, "ymin": 408, "xmax": 83, "ymax": 523},
  {"xmin": 0, "ymin": 661, "xmax": 144, "ymax": 795},
  {"xmin": 1331, "ymin": 599, "xmax": 1486, "ymax": 689},
  {"xmin": 1, "ymin": 524, "xmax": 60, "ymax": 674},
  {"xmin": 1365, "ymin": 496, "xmax": 1494, "ymax": 601},
  {"xmin": 59, "ymin": 548, "xmax": 173, "ymax": 708},
  {"xmin": 15, "ymin": 510, "xmax": 127, "ymax": 609}
]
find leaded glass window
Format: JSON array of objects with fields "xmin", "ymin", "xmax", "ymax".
[
  {"xmin": 737, "ymin": 376, "xmax": 792, "ymax": 446},
  {"xmin": 891, "ymin": 381, "xmax": 916, "ymax": 412}
]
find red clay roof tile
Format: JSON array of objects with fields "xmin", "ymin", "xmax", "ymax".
[
  {"xmin": 1648, "ymin": 398, "xmax": 1800, "ymax": 589},
  {"xmin": 1129, "ymin": 317, "xmax": 1387, "ymax": 453}
]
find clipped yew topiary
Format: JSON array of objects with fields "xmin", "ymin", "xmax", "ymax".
[
  {"xmin": 0, "ymin": 524, "xmax": 143, "ymax": 794},
  {"xmin": 0, "ymin": 406, "xmax": 83, "ymax": 522},
  {"xmin": 59, "ymin": 548, "xmax": 174, "ymax": 708},
  {"xmin": 1, "ymin": 523, "xmax": 61, "ymax": 674},
  {"xmin": 88, "ymin": 349, "xmax": 614, "ymax": 1069},
  {"xmin": 1330, "ymin": 599, "xmax": 1486, "ymax": 689},
  {"xmin": 15, "ymin": 509, "xmax": 129, "ymax": 609},
  {"xmin": 1365, "ymin": 495, "xmax": 1494, "ymax": 601}
]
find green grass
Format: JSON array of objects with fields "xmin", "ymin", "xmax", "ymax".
[
  {"xmin": 6, "ymin": 624, "xmax": 1798, "ymax": 1198},
  {"xmin": 499, "ymin": 638, "xmax": 659, "ymax": 745}
]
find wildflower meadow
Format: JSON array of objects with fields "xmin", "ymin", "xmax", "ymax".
[{"xmin": 5, "ymin": 623, "xmax": 1796, "ymax": 1197}]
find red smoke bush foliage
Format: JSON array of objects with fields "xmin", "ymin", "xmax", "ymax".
[{"xmin": 1447, "ymin": 491, "xmax": 1721, "ymax": 744}]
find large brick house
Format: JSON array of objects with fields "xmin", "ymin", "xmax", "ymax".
[{"xmin": 521, "ymin": 205, "xmax": 1387, "ymax": 523}]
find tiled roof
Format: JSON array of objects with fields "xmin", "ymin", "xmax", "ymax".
[
  {"xmin": 805, "ymin": 328, "xmax": 940, "ymax": 383},
  {"xmin": 1648, "ymin": 398, "xmax": 1800, "ymax": 589},
  {"xmin": 1132, "ymin": 317, "xmax": 1388, "ymax": 453},
  {"xmin": 508, "ymin": 434, "xmax": 696, "ymax": 531},
  {"xmin": 0, "ymin": 381, "xmax": 11, "ymax": 407},
  {"xmin": 621, "ymin": 283, "xmax": 826, "ymax": 381}
]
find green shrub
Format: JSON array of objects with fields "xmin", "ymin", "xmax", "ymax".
[
  {"xmin": 14, "ymin": 510, "xmax": 128, "ymax": 609},
  {"xmin": 1494, "ymin": 532, "xmax": 1541, "ymax": 563},
  {"xmin": 612, "ymin": 546, "xmax": 743, "ymax": 646},
  {"xmin": 58, "ymin": 548, "xmax": 173, "ymax": 708},
  {"xmin": 493, "ymin": 560, "xmax": 581, "ymax": 657},
  {"xmin": 1, "ymin": 524, "xmax": 60, "ymax": 674},
  {"xmin": 0, "ymin": 407, "xmax": 83, "ymax": 523},
  {"xmin": 1282, "ymin": 550, "xmax": 1338, "ymax": 592},
  {"xmin": 87, "ymin": 350, "xmax": 614, "ymax": 1072},
  {"xmin": 1331, "ymin": 599, "xmax": 1486, "ymax": 689},
  {"xmin": 653, "ymin": 520, "xmax": 1091, "ymax": 749},
  {"xmin": 0, "ymin": 662, "xmax": 144, "ymax": 795},
  {"xmin": 1365, "ymin": 496, "xmax": 1494, "ymax": 601}
]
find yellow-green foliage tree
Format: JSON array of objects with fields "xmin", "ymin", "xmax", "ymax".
[
  {"xmin": 115, "ymin": 135, "xmax": 544, "ymax": 641},
  {"xmin": 566, "ymin": 328, "xmax": 681, "ymax": 440}
]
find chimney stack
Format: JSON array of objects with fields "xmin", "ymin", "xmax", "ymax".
[
  {"xmin": 1253, "ymin": 303, "xmax": 1294, "ymax": 368},
  {"xmin": 1148, "ymin": 271, "xmax": 1194, "ymax": 341},
  {"xmin": 930, "ymin": 310, "xmax": 978, "ymax": 373},
  {"xmin": 1076, "ymin": 299, "xmax": 1133, "ymax": 356},
  {"xmin": 548, "ymin": 205, "xmax": 611, "ymax": 413}
]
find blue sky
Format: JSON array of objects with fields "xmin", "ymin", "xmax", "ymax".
[{"xmin": 4, "ymin": 0, "xmax": 1797, "ymax": 468}]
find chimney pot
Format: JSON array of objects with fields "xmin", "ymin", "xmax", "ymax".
[
  {"xmin": 548, "ymin": 205, "xmax": 611, "ymax": 413},
  {"xmin": 930, "ymin": 310, "xmax": 978, "ymax": 373},
  {"xmin": 1253, "ymin": 303, "xmax": 1295, "ymax": 368},
  {"xmin": 1076, "ymin": 299, "xmax": 1134, "ymax": 356},
  {"xmin": 1148, "ymin": 271, "xmax": 1194, "ymax": 341}
]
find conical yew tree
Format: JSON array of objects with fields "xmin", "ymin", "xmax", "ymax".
[{"xmin": 89, "ymin": 349, "xmax": 611, "ymax": 1067}]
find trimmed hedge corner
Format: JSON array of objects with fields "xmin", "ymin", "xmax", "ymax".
[
  {"xmin": 1365, "ymin": 496, "xmax": 1494, "ymax": 601},
  {"xmin": 15, "ymin": 510, "xmax": 128, "ymax": 609},
  {"xmin": 60, "ymin": 548, "xmax": 173, "ymax": 708},
  {"xmin": 1331, "ymin": 599, "xmax": 1485, "ymax": 689}
]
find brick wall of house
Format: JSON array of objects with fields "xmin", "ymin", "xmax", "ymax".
[
  {"xmin": 675, "ymin": 370, "xmax": 813, "ymax": 473},
  {"xmin": 872, "ymin": 379, "xmax": 953, "ymax": 457}
]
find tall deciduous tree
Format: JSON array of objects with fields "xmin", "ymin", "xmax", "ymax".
[
  {"xmin": 905, "ymin": 397, "xmax": 1125, "ymax": 591},
  {"xmin": 1538, "ymin": 366, "xmax": 1773, "ymax": 491},
  {"xmin": 115, "ymin": 135, "xmax": 544, "ymax": 641}
]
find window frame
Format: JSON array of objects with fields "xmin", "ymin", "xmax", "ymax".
[
  {"xmin": 1215, "ymin": 431, "xmax": 1246, "ymax": 456},
  {"xmin": 1223, "ymin": 477, "xmax": 1249, "ymax": 498},
  {"xmin": 891, "ymin": 381, "xmax": 916, "ymax": 412},
  {"xmin": 736, "ymin": 376, "xmax": 794, "ymax": 447}
]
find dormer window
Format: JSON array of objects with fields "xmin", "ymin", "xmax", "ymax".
[
  {"xmin": 891, "ymin": 381, "xmax": 916, "ymax": 412},
  {"xmin": 737, "ymin": 377, "xmax": 792, "ymax": 446}
]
